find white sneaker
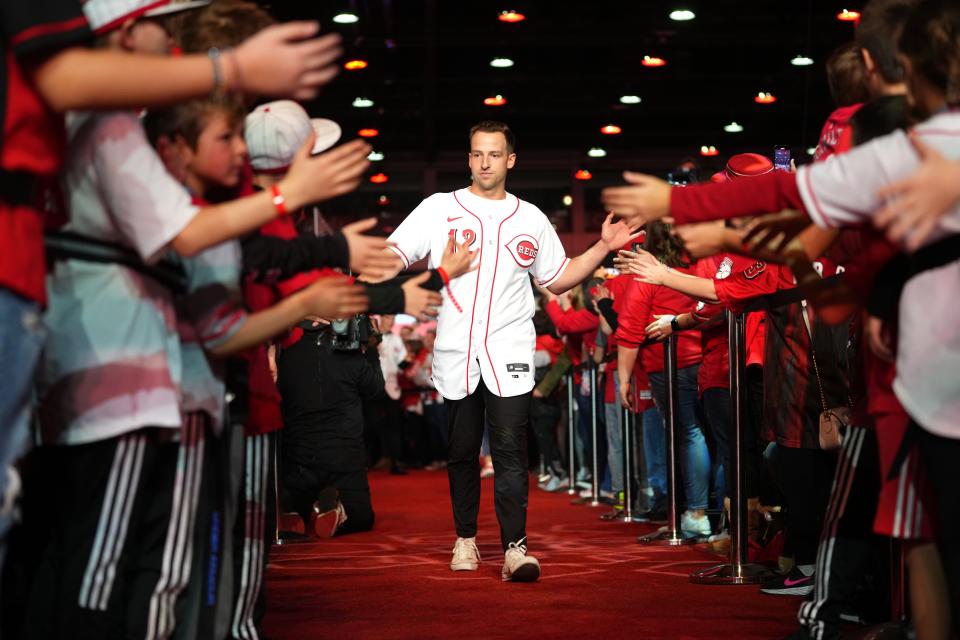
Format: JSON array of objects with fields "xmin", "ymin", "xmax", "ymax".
[
  {"xmin": 501, "ymin": 538, "xmax": 540, "ymax": 582},
  {"xmin": 680, "ymin": 510, "xmax": 712, "ymax": 538},
  {"xmin": 450, "ymin": 537, "xmax": 481, "ymax": 571}
]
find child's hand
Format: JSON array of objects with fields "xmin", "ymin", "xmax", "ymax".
[
  {"xmin": 439, "ymin": 234, "xmax": 478, "ymax": 279},
  {"xmin": 282, "ymin": 137, "xmax": 371, "ymax": 209},
  {"xmin": 342, "ymin": 218, "xmax": 396, "ymax": 278},
  {"xmin": 233, "ymin": 23, "xmax": 343, "ymax": 100}
]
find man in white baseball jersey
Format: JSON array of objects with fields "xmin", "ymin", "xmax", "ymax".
[{"xmin": 383, "ymin": 120, "xmax": 636, "ymax": 581}]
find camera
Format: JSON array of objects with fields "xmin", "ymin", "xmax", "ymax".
[{"xmin": 327, "ymin": 314, "xmax": 378, "ymax": 352}]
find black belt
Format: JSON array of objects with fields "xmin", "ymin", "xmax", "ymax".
[
  {"xmin": 0, "ymin": 170, "xmax": 43, "ymax": 208},
  {"xmin": 45, "ymin": 229, "xmax": 187, "ymax": 294}
]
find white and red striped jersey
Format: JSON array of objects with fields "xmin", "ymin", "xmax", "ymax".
[{"xmin": 388, "ymin": 187, "xmax": 569, "ymax": 400}]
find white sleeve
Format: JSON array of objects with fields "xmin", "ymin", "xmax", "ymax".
[
  {"xmin": 797, "ymin": 129, "xmax": 919, "ymax": 230},
  {"xmin": 387, "ymin": 195, "xmax": 436, "ymax": 268},
  {"xmin": 529, "ymin": 209, "xmax": 569, "ymax": 287},
  {"xmin": 93, "ymin": 113, "xmax": 199, "ymax": 264}
]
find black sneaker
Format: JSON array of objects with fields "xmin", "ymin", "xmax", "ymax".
[{"xmin": 761, "ymin": 566, "xmax": 815, "ymax": 597}]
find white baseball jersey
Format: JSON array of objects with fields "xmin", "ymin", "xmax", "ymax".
[
  {"xmin": 796, "ymin": 110, "xmax": 960, "ymax": 439},
  {"xmin": 388, "ymin": 187, "xmax": 570, "ymax": 400}
]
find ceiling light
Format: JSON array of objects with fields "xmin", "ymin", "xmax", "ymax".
[
  {"xmin": 344, "ymin": 59, "xmax": 368, "ymax": 70},
  {"xmin": 483, "ymin": 94, "xmax": 507, "ymax": 106},
  {"xmin": 378, "ymin": 195, "xmax": 390, "ymax": 206},
  {"xmin": 490, "ymin": 57, "xmax": 514, "ymax": 68},
  {"xmin": 498, "ymin": 10, "xmax": 525, "ymax": 23},
  {"xmin": 562, "ymin": 194, "xmax": 573, "ymax": 207},
  {"xmin": 723, "ymin": 121, "xmax": 744, "ymax": 133},
  {"xmin": 587, "ymin": 147, "xmax": 607, "ymax": 158},
  {"xmin": 642, "ymin": 56, "xmax": 666, "ymax": 67},
  {"xmin": 367, "ymin": 150, "xmax": 384, "ymax": 161},
  {"xmin": 370, "ymin": 172, "xmax": 389, "ymax": 184},
  {"xmin": 837, "ymin": 9, "xmax": 860, "ymax": 21},
  {"xmin": 619, "ymin": 94, "xmax": 641, "ymax": 104},
  {"xmin": 700, "ymin": 145, "xmax": 719, "ymax": 157},
  {"xmin": 332, "ymin": 12, "xmax": 359, "ymax": 24},
  {"xmin": 754, "ymin": 91, "xmax": 777, "ymax": 104},
  {"xmin": 600, "ymin": 124, "xmax": 622, "ymax": 135},
  {"xmin": 791, "ymin": 55, "xmax": 814, "ymax": 67},
  {"xmin": 807, "ymin": 147, "xmax": 817, "ymax": 155},
  {"xmin": 575, "ymin": 169, "xmax": 592, "ymax": 180},
  {"xmin": 352, "ymin": 97, "xmax": 374, "ymax": 108},
  {"xmin": 669, "ymin": 9, "xmax": 695, "ymax": 21},
  {"xmin": 358, "ymin": 128, "xmax": 379, "ymax": 138}
]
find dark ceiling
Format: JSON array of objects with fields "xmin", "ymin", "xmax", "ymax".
[
  {"xmin": 264, "ymin": 1, "xmax": 858, "ymax": 159},
  {"xmin": 259, "ymin": 1, "xmax": 860, "ymax": 230}
]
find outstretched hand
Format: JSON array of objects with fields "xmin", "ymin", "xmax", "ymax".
[
  {"xmin": 742, "ymin": 209, "xmax": 812, "ymax": 255},
  {"xmin": 234, "ymin": 23, "xmax": 343, "ymax": 100},
  {"xmin": 439, "ymin": 234, "xmax": 479, "ymax": 279},
  {"xmin": 342, "ymin": 217, "xmax": 394, "ymax": 278},
  {"xmin": 672, "ymin": 220, "xmax": 727, "ymax": 259},
  {"xmin": 875, "ymin": 135, "xmax": 960, "ymax": 252},
  {"xmin": 600, "ymin": 212, "xmax": 642, "ymax": 251},
  {"xmin": 601, "ymin": 171, "xmax": 672, "ymax": 228},
  {"xmin": 613, "ymin": 248, "xmax": 659, "ymax": 276},
  {"xmin": 401, "ymin": 272, "xmax": 443, "ymax": 321}
]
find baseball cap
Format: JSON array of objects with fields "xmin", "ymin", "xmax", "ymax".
[
  {"xmin": 83, "ymin": 0, "xmax": 209, "ymax": 35},
  {"xmin": 245, "ymin": 100, "xmax": 343, "ymax": 172},
  {"xmin": 724, "ymin": 153, "xmax": 774, "ymax": 180}
]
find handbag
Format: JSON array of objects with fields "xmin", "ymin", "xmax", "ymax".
[{"xmin": 800, "ymin": 301, "xmax": 850, "ymax": 450}]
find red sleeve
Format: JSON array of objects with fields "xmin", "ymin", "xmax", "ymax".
[
  {"xmin": 545, "ymin": 300, "xmax": 599, "ymax": 335},
  {"xmin": 670, "ymin": 171, "xmax": 804, "ymax": 225},
  {"xmin": 615, "ymin": 279, "xmax": 653, "ymax": 348},
  {"xmin": 714, "ymin": 262, "xmax": 780, "ymax": 315}
]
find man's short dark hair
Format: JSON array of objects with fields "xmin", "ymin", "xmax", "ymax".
[
  {"xmin": 826, "ymin": 42, "xmax": 871, "ymax": 106},
  {"xmin": 469, "ymin": 121, "xmax": 516, "ymax": 153},
  {"xmin": 856, "ymin": 0, "xmax": 918, "ymax": 84}
]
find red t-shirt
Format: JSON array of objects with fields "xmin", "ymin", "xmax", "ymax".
[
  {"xmin": 616, "ymin": 264, "xmax": 703, "ymax": 374},
  {"xmin": 814, "ymin": 104, "xmax": 862, "ymax": 162},
  {"xmin": 0, "ymin": 5, "xmax": 90, "ymax": 304},
  {"xmin": 545, "ymin": 299, "xmax": 599, "ymax": 384}
]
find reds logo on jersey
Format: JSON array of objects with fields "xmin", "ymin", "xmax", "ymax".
[
  {"xmin": 715, "ymin": 256, "xmax": 734, "ymax": 280},
  {"xmin": 504, "ymin": 234, "xmax": 539, "ymax": 268}
]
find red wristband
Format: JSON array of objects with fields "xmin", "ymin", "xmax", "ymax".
[
  {"xmin": 270, "ymin": 184, "xmax": 288, "ymax": 216},
  {"xmin": 437, "ymin": 266, "xmax": 450, "ymax": 286}
]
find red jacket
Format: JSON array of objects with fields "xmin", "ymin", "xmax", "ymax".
[
  {"xmin": 545, "ymin": 300, "xmax": 599, "ymax": 384},
  {"xmin": 616, "ymin": 265, "xmax": 703, "ymax": 374}
]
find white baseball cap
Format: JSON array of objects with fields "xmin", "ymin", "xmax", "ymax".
[
  {"xmin": 245, "ymin": 100, "xmax": 342, "ymax": 173},
  {"xmin": 83, "ymin": 0, "xmax": 209, "ymax": 35}
]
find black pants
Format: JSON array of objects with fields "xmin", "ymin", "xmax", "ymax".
[
  {"xmin": 446, "ymin": 379, "xmax": 531, "ymax": 550},
  {"xmin": 916, "ymin": 424, "xmax": 960, "ymax": 617},
  {"xmin": 9, "ymin": 424, "xmax": 206, "ymax": 640},
  {"xmin": 798, "ymin": 426, "xmax": 888, "ymax": 639},
  {"xmin": 703, "ymin": 386, "xmax": 764, "ymax": 501},
  {"xmin": 531, "ymin": 398, "xmax": 564, "ymax": 477},
  {"xmin": 283, "ymin": 464, "xmax": 375, "ymax": 536},
  {"xmin": 773, "ymin": 445, "xmax": 837, "ymax": 565}
]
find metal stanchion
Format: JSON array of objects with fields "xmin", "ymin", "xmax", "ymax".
[
  {"xmin": 589, "ymin": 362, "xmax": 601, "ymax": 507},
  {"xmin": 565, "ymin": 371, "xmax": 577, "ymax": 496},
  {"xmin": 690, "ymin": 312, "xmax": 767, "ymax": 582},
  {"xmin": 618, "ymin": 400, "xmax": 640, "ymax": 523},
  {"xmin": 639, "ymin": 334, "xmax": 693, "ymax": 545},
  {"xmin": 273, "ymin": 432, "xmax": 285, "ymax": 546}
]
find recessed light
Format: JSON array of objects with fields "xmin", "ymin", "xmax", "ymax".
[
  {"xmin": 378, "ymin": 194, "xmax": 390, "ymax": 206},
  {"xmin": 837, "ymin": 9, "xmax": 860, "ymax": 21},
  {"xmin": 358, "ymin": 128, "xmax": 379, "ymax": 138},
  {"xmin": 562, "ymin": 194, "xmax": 573, "ymax": 206},
  {"xmin": 791, "ymin": 55, "xmax": 814, "ymax": 66},
  {"xmin": 754, "ymin": 91, "xmax": 777, "ymax": 104},
  {"xmin": 642, "ymin": 56, "xmax": 666, "ymax": 67},
  {"xmin": 700, "ymin": 145, "xmax": 719, "ymax": 157},
  {"xmin": 669, "ymin": 9, "xmax": 695, "ymax": 21},
  {"xmin": 498, "ymin": 10, "xmax": 525, "ymax": 23},
  {"xmin": 352, "ymin": 97, "xmax": 374, "ymax": 108},
  {"xmin": 575, "ymin": 169, "xmax": 592, "ymax": 180},
  {"xmin": 370, "ymin": 172, "xmax": 389, "ymax": 184},
  {"xmin": 344, "ymin": 59, "xmax": 368, "ymax": 70},
  {"xmin": 600, "ymin": 124, "xmax": 622, "ymax": 135},
  {"xmin": 587, "ymin": 147, "xmax": 607, "ymax": 158},
  {"xmin": 619, "ymin": 95, "xmax": 641, "ymax": 104},
  {"xmin": 333, "ymin": 12, "xmax": 359, "ymax": 24},
  {"xmin": 807, "ymin": 147, "xmax": 817, "ymax": 155},
  {"xmin": 724, "ymin": 121, "xmax": 744, "ymax": 133},
  {"xmin": 490, "ymin": 57, "xmax": 514, "ymax": 68},
  {"xmin": 483, "ymin": 94, "xmax": 507, "ymax": 106},
  {"xmin": 368, "ymin": 151, "xmax": 384, "ymax": 161}
]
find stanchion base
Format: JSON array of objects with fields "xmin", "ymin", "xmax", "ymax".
[
  {"xmin": 566, "ymin": 489, "xmax": 578, "ymax": 496},
  {"xmin": 274, "ymin": 530, "xmax": 313, "ymax": 546},
  {"xmin": 688, "ymin": 561, "xmax": 770, "ymax": 585},
  {"xmin": 637, "ymin": 526, "xmax": 696, "ymax": 546},
  {"xmin": 617, "ymin": 514, "xmax": 647, "ymax": 523},
  {"xmin": 588, "ymin": 500, "xmax": 603, "ymax": 508}
]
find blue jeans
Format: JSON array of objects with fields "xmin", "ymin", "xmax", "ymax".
[
  {"xmin": 649, "ymin": 365, "xmax": 711, "ymax": 511},
  {"xmin": 603, "ymin": 373, "xmax": 624, "ymax": 493},
  {"xmin": 0, "ymin": 288, "xmax": 46, "ymax": 573},
  {"xmin": 642, "ymin": 407, "xmax": 667, "ymax": 505}
]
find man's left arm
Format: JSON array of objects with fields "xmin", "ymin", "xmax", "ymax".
[{"xmin": 545, "ymin": 213, "xmax": 637, "ymax": 294}]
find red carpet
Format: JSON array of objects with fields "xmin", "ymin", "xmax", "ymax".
[{"xmin": 263, "ymin": 470, "xmax": 799, "ymax": 640}]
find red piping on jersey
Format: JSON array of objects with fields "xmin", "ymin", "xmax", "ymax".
[
  {"xmin": 453, "ymin": 191, "xmax": 485, "ymax": 396},
  {"xmin": 538, "ymin": 257, "xmax": 570, "ymax": 287},
  {"xmin": 802, "ymin": 167, "xmax": 830, "ymax": 228},
  {"xmin": 389, "ymin": 244, "xmax": 411, "ymax": 268},
  {"xmin": 10, "ymin": 15, "xmax": 89, "ymax": 47},
  {"xmin": 483, "ymin": 196, "xmax": 521, "ymax": 396}
]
